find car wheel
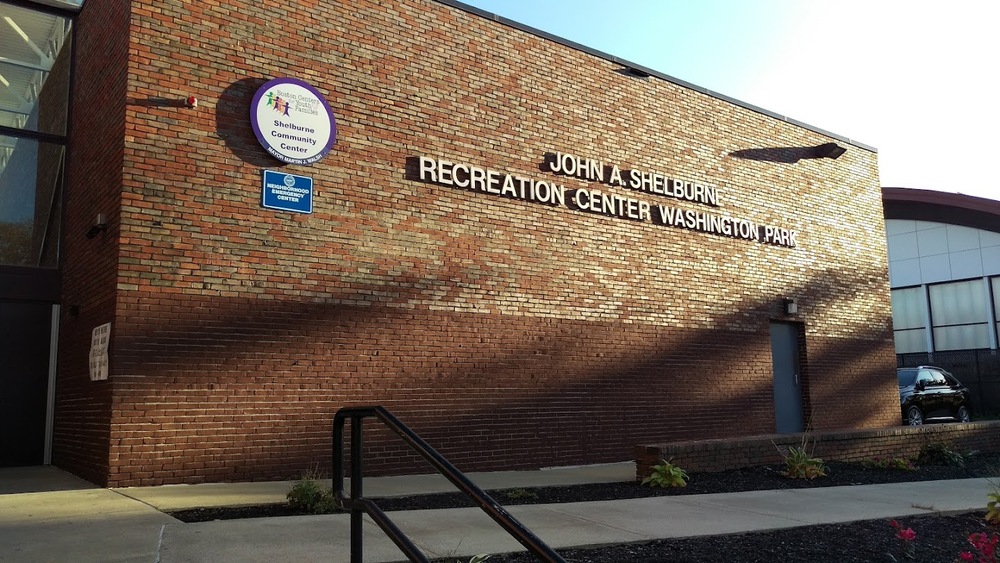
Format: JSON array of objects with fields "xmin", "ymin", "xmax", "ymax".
[
  {"xmin": 906, "ymin": 406, "xmax": 923, "ymax": 426},
  {"xmin": 957, "ymin": 406, "xmax": 971, "ymax": 423}
]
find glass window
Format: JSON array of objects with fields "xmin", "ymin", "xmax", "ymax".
[
  {"xmin": 0, "ymin": 1, "xmax": 71, "ymax": 270},
  {"xmin": 37, "ymin": 1, "xmax": 85, "ymax": 8},
  {"xmin": 993, "ymin": 277, "xmax": 1000, "ymax": 347},
  {"xmin": 891, "ymin": 287, "xmax": 926, "ymax": 330},
  {"xmin": 0, "ymin": 135, "xmax": 62, "ymax": 268},
  {"xmin": 0, "ymin": 2, "xmax": 72, "ymax": 136},
  {"xmin": 891, "ymin": 287, "xmax": 927, "ymax": 353},
  {"xmin": 933, "ymin": 324, "xmax": 990, "ymax": 352},
  {"xmin": 894, "ymin": 329, "xmax": 927, "ymax": 354},
  {"xmin": 929, "ymin": 280, "xmax": 988, "ymax": 326},
  {"xmin": 929, "ymin": 279, "xmax": 990, "ymax": 351}
]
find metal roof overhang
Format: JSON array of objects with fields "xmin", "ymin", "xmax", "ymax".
[{"xmin": 883, "ymin": 187, "xmax": 1000, "ymax": 234}]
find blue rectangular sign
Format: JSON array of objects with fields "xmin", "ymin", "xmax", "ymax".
[{"xmin": 262, "ymin": 170, "xmax": 313, "ymax": 214}]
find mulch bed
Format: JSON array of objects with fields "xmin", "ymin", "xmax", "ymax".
[
  {"xmin": 168, "ymin": 453, "xmax": 1000, "ymax": 562},
  {"xmin": 485, "ymin": 511, "xmax": 997, "ymax": 563}
]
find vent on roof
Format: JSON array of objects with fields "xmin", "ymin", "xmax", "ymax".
[{"xmin": 626, "ymin": 67, "xmax": 651, "ymax": 78}]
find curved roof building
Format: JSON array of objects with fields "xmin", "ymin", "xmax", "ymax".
[{"xmin": 883, "ymin": 187, "xmax": 1000, "ymax": 411}]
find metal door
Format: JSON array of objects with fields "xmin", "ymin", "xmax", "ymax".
[
  {"xmin": 0, "ymin": 302, "xmax": 52, "ymax": 466},
  {"xmin": 770, "ymin": 322, "xmax": 803, "ymax": 433}
]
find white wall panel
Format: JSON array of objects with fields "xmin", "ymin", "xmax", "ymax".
[
  {"xmin": 947, "ymin": 225, "xmax": 983, "ymax": 252},
  {"xmin": 887, "ymin": 232, "xmax": 919, "ymax": 261},
  {"xmin": 950, "ymin": 248, "xmax": 985, "ymax": 279},
  {"xmin": 983, "ymin": 246, "xmax": 1000, "ymax": 276},
  {"xmin": 916, "ymin": 226, "xmax": 949, "ymax": 256},
  {"xmin": 886, "ymin": 218, "xmax": 1000, "ymax": 286},
  {"xmin": 885, "ymin": 219, "xmax": 916, "ymax": 236},
  {"xmin": 981, "ymin": 230, "xmax": 1000, "ymax": 248},
  {"xmin": 915, "ymin": 220, "xmax": 948, "ymax": 231},
  {"xmin": 889, "ymin": 258, "xmax": 922, "ymax": 287},
  {"xmin": 919, "ymin": 255, "xmax": 951, "ymax": 284}
]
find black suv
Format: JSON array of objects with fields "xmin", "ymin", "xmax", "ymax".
[{"xmin": 898, "ymin": 366, "xmax": 971, "ymax": 426}]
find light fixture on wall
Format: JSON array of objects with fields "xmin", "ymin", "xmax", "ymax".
[
  {"xmin": 783, "ymin": 298, "xmax": 799, "ymax": 316},
  {"xmin": 814, "ymin": 142, "xmax": 846, "ymax": 159},
  {"xmin": 85, "ymin": 214, "xmax": 108, "ymax": 239}
]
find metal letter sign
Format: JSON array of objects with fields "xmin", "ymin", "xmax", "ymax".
[{"xmin": 262, "ymin": 170, "xmax": 313, "ymax": 214}]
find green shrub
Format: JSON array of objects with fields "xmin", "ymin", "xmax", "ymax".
[
  {"xmin": 861, "ymin": 456, "xmax": 917, "ymax": 471},
  {"xmin": 641, "ymin": 459, "xmax": 688, "ymax": 488},
  {"xmin": 503, "ymin": 488, "xmax": 538, "ymax": 501},
  {"xmin": 287, "ymin": 475, "xmax": 336, "ymax": 514},
  {"xmin": 986, "ymin": 490, "xmax": 1000, "ymax": 525},
  {"xmin": 916, "ymin": 443, "xmax": 965, "ymax": 467},
  {"xmin": 781, "ymin": 446, "xmax": 827, "ymax": 479}
]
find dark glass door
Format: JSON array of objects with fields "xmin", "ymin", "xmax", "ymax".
[{"xmin": 0, "ymin": 301, "xmax": 52, "ymax": 466}]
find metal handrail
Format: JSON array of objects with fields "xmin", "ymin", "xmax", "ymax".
[{"xmin": 333, "ymin": 406, "xmax": 566, "ymax": 563}]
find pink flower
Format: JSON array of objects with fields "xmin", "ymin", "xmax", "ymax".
[
  {"xmin": 969, "ymin": 532, "xmax": 1000, "ymax": 559},
  {"xmin": 896, "ymin": 527, "xmax": 916, "ymax": 542},
  {"xmin": 958, "ymin": 551, "xmax": 973, "ymax": 561},
  {"xmin": 967, "ymin": 532, "xmax": 999, "ymax": 560}
]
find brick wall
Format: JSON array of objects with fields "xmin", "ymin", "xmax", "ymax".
[
  {"xmin": 52, "ymin": 0, "xmax": 131, "ymax": 486},
  {"xmin": 635, "ymin": 421, "xmax": 1000, "ymax": 479},
  {"xmin": 57, "ymin": 0, "xmax": 897, "ymax": 486}
]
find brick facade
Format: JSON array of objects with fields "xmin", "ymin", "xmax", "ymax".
[
  {"xmin": 56, "ymin": 0, "xmax": 899, "ymax": 486},
  {"xmin": 53, "ymin": 0, "xmax": 130, "ymax": 485}
]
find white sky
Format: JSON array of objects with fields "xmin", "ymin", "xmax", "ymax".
[{"xmin": 460, "ymin": 0, "xmax": 1000, "ymax": 203}]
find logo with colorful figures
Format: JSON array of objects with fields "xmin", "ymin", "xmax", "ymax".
[
  {"xmin": 250, "ymin": 77, "xmax": 336, "ymax": 165},
  {"xmin": 264, "ymin": 91, "xmax": 292, "ymax": 116}
]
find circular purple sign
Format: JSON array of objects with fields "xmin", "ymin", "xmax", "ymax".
[{"xmin": 250, "ymin": 77, "xmax": 336, "ymax": 165}]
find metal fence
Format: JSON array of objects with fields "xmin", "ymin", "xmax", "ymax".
[{"xmin": 897, "ymin": 349, "xmax": 1000, "ymax": 416}]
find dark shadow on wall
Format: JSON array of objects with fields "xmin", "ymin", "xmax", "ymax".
[
  {"xmin": 126, "ymin": 97, "xmax": 191, "ymax": 108},
  {"xmin": 731, "ymin": 146, "xmax": 831, "ymax": 164},
  {"xmin": 613, "ymin": 67, "xmax": 653, "ymax": 80},
  {"xmin": 98, "ymin": 257, "xmax": 899, "ymax": 483},
  {"xmin": 215, "ymin": 78, "xmax": 283, "ymax": 168}
]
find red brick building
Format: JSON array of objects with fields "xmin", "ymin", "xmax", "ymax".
[{"xmin": 1, "ymin": 0, "xmax": 899, "ymax": 487}]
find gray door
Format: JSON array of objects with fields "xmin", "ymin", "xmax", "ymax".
[
  {"xmin": 0, "ymin": 301, "xmax": 52, "ymax": 466},
  {"xmin": 770, "ymin": 322, "xmax": 803, "ymax": 433}
]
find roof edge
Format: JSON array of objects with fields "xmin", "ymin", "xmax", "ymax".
[
  {"xmin": 883, "ymin": 187, "xmax": 1000, "ymax": 213},
  {"xmin": 883, "ymin": 187, "xmax": 1000, "ymax": 234}
]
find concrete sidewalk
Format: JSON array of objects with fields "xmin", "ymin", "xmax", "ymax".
[
  {"xmin": 115, "ymin": 462, "xmax": 637, "ymax": 511},
  {"xmin": 0, "ymin": 466, "xmax": 177, "ymax": 563},
  {"xmin": 0, "ymin": 464, "xmax": 995, "ymax": 563}
]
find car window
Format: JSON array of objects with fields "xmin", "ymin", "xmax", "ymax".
[
  {"xmin": 944, "ymin": 373, "xmax": 962, "ymax": 387},
  {"xmin": 929, "ymin": 370, "xmax": 948, "ymax": 386},
  {"xmin": 916, "ymin": 369, "xmax": 936, "ymax": 387},
  {"xmin": 897, "ymin": 370, "xmax": 917, "ymax": 386}
]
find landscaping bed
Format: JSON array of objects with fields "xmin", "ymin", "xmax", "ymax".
[{"xmin": 168, "ymin": 451, "xmax": 1000, "ymax": 562}]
